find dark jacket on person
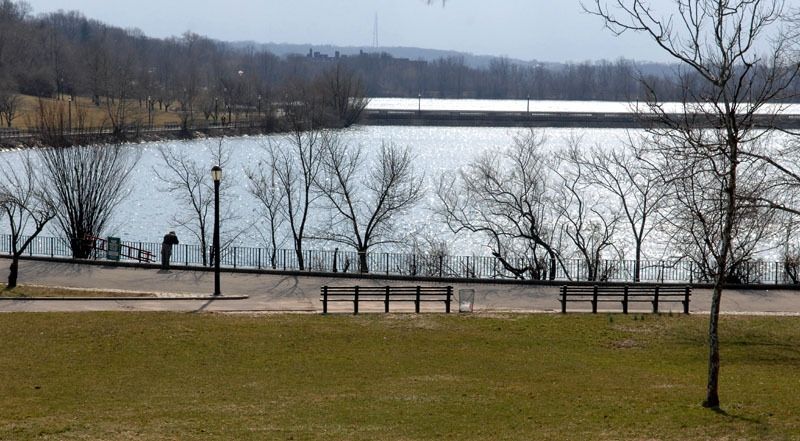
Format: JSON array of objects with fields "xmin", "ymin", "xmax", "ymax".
[{"xmin": 161, "ymin": 232, "xmax": 179, "ymax": 256}]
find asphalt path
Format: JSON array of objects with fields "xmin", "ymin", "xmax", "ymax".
[{"xmin": 1, "ymin": 259, "xmax": 800, "ymax": 315}]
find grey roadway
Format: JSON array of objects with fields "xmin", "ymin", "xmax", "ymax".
[{"xmin": 1, "ymin": 259, "xmax": 800, "ymax": 315}]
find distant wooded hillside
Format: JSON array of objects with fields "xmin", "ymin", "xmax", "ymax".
[{"xmin": 2, "ymin": 0, "xmax": 796, "ymax": 120}]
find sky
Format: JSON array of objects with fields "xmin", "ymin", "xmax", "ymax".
[{"xmin": 18, "ymin": 0, "xmax": 723, "ymax": 63}]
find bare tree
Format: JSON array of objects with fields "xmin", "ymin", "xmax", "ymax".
[
  {"xmin": 654, "ymin": 138, "xmax": 777, "ymax": 283},
  {"xmin": 552, "ymin": 142, "xmax": 621, "ymax": 281},
  {"xmin": 153, "ymin": 139, "xmax": 238, "ymax": 266},
  {"xmin": 246, "ymin": 146, "xmax": 285, "ymax": 269},
  {"xmin": 0, "ymin": 153, "xmax": 55, "ymax": 288},
  {"xmin": 585, "ymin": 0, "xmax": 799, "ymax": 408},
  {"xmin": 271, "ymin": 128, "xmax": 325, "ymax": 270},
  {"xmin": 316, "ymin": 134, "xmax": 424, "ymax": 272},
  {"xmin": 39, "ymin": 144, "xmax": 139, "ymax": 258},
  {"xmin": 436, "ymin": 130, "xmax": 566, "ymax": 280},
  {"xmin": 0, "ymin": 88, "xmax": 20, "ymax": 128},
  {"xmin": 576, "ymin": 138, "xmax": 667, "ymax": 281},
  {"xmin": 316, "ymin": 62, "xmax": 371, "ymax": 127}
]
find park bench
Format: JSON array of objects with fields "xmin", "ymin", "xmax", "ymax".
[
  {"xmin": 559, "ymin": 284, "xmax": 691, "ymax": 314},
  {"xmin": 320, "ymin": 285, "xmax": 453, "ymax": 314}
]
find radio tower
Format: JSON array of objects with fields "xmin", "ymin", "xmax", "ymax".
[{"xmin": 373, "ymin": 13, "xmax": 379, "ymax": 48}]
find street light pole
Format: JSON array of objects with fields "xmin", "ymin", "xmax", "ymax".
[
  {"xmin": 67, "ymin": 96, "xmax": 72, "ymax": 132},
  {"xmin": 211, "ymin": 166, "xmax": 222, "ymax": 296}
]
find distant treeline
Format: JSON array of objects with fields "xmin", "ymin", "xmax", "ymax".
[{"xmin": 2, "ymin": 0, "xmax": 798, "ymax": 113}]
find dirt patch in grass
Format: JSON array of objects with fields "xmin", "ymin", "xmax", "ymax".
[{"xmin": 610, "ymin": 338, "xmax": 642, "ymax": 349}]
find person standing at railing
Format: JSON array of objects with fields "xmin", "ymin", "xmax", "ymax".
[{"xmin": 161, "ymin": 231, "xmax": 179, "ymax": 270}]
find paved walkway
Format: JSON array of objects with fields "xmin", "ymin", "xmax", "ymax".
[{"xmin": 1, "ymin": 259, "xmax": 800, "ymax": 314}]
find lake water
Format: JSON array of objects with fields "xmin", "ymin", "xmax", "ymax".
[
  {"xmin": 1, "ymin": 125, "xmax": 630, "ymax": 255},
  {"xmin": 1, "ymin": 98, "xmax": 787, "ymax": 257},
  {"xmin": 117, "ymin": 125, "xmax": 628, "ymax": 254}
]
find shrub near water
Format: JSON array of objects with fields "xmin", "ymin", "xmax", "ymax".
[{"xmin": 0, "ymin": 313, "xmax": 798, "ymax": 440}]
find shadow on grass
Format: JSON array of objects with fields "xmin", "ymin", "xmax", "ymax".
[{"xmin": 710, "ymin": 406, "xmax": 764, "ymax": 426}]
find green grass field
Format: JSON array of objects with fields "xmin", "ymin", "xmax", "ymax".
[
  {"xmin": 1, "ymin": 284, "xmax": 156, "ymax": 298},
  {"xmin": 0, "ymin": 313, "xmax": 798, "ymax": 440}
]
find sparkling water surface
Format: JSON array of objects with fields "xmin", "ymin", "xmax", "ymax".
[{"xmin": 8, "ymin": 97, "xmax": 784, "ymax": 256}]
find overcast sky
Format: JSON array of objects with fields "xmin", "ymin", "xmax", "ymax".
[{"xmin": 23, "ymin": 0, "xmax": 695, "ymax": 62}]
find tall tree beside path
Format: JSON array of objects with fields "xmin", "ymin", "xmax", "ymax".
[
  {"xmin": 574, "ymin": 138, "xmax": 667, "ymax": 282},
  {"xmin": 436, "ymin": 130, "xmax": 566, "ymax": 281},
  {"xmin": 271, "ymin": 128, "xmax": 324, "ymax": 271},
  {"xmin": 0, "ymin": 153, "xmax": 55, "ymax": 288},
  {"xmin": 584, "ymin": 0, "xmax": 800, "ymax": 409},
  {"xmin": 246, "ymin": 147, "xmax": 286, "ymax": 270},
  {"xmin": 552, "ymin": 140, "xmax": 621, "ymax": 282},
  {"xmin": 316, "ymin": 134, "xmax": 424, "ymax": 273},
  {"xmin": 154, "ymin": 139, "xmax": 241, "ymax": 267},
  {"xmin": 38, "ymin": 144, "xmax": 138, "ymax": 259}
]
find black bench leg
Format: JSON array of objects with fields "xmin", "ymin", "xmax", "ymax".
[
  {"xmin": 623, "ymin": 286, "xmax": 628, "ymax": 314},
  {"xmin": 446, "ymin": 287, "xmax": 452, "ymax": 313},
  {"xmin": 684, "ymin": 287, "xmax": 690, "ymax": 314},
  {"xmin": 653, "ymin": 287, "xmax": 660, "ymax": 314}
]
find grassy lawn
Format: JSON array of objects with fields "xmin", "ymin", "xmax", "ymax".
[
  {"xmin": 11, "ymin": 95, "xmax": 181, "ymax": 129},
  {"xmin": 0, "ymin": 313, "xmax": 798, "ymax": 440},
  {"xmin": 0, "ymin": 285, "xmax": 156, "ymax": 298}
]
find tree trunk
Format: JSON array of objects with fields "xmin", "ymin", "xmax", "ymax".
[
  {"xmin": 358, "ymin": 248, "xmax": 369, "ymax": 273},
  {"xmin": 295, "ymin": 240, "xmax": 304, "ymax": 271},
  {"xmin": 634, "ymin": 244, "xmax": 642, "ymax": 283},
  {"xmin": 703, "ymin": 280, "xmax": 723, "ymax": 408},
  {"xmin": 7, "ymin": 257, "xmax": 19, "ymax": 289},
  {"xmin": 704, "ymin": 138, "xmax": 738, "ymax": 409},
  {"xmin": 71, "ymin": 236, "xmax": 92, "ymax": 259},
  {"xmin": 547, "ymin": 250, "xmax": 557, "ymax": 281}
]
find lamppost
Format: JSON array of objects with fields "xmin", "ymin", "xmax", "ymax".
[
  {"xmin": 418, "ymin": 92, "xmax": 421, "ymax": 113},
  {"xmin": 257, "ymin": 95, "xmax": 262, "ymax": 119},
  {"xmin": 147, "ymin": 96, "xmax": 152, "ymax": 127},
  {"xmin": 211, "ymin": 165, "xmax": 222, "ymax": 296},
  {"xmin": 67, "ymin": 96, "xmax": 72, "ymax": 132},
  {"xmin": 214, "ymin": 97, "xmax": 219, "ymax": 123},
  {"xmin": 527, "ymin": 94, "xmax": 530, "ymax": 114}
]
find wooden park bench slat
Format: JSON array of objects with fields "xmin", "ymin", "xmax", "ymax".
[
  {"xmin": 560, "ymin": 284, "xmax": 691, "ymax": 314},
  {"xmin": 321, "ymin": 285, "xmax": 453, "ymax": 314}
]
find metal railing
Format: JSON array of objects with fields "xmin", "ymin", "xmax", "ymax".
[{"xmin": 2, "ymin": 234, "xmax": 798, "ymax": 284}]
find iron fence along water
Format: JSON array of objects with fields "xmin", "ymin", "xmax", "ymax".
[{"xmin": 3, "ymin": 233, "xmax": 797, "ymax": 284}]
